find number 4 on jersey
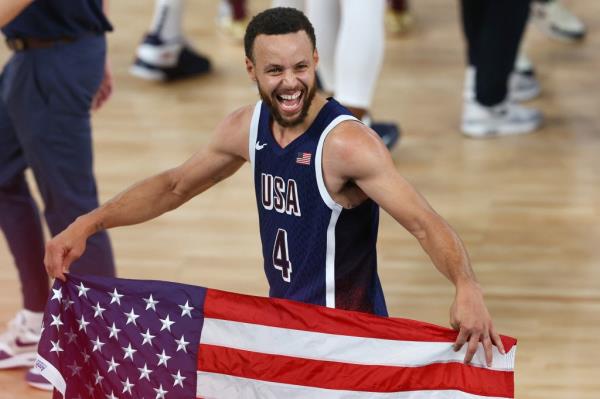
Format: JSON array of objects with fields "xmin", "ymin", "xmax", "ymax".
[{"xmin": 273, "ymin": 228, "xmax": 292, "ymax": 282}]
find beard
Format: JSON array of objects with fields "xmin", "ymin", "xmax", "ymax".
[{"xmin": 257, "ymin": 78, "xmax": 317, "ymax": 128}]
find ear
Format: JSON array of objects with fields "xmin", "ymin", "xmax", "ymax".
[
  {"xmin": 245, "ymin": 57, "xmax": 257, "ymax": 81},
  {"xmin": 313, "ymin": 49, "xmax": 319, "ymax": 69}
]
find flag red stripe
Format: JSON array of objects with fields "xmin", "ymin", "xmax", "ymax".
[
  {"xmin": 204, "ymin": 289, "xmax": 516, "ymax": 349},
  {"xmin": 197, "ymin": 344, "xmax": 514, "ymax": 397}
]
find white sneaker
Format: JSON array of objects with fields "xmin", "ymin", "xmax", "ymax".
[
  {"xmin": 464, "ymin": 67, "xmax": 540, "ymax": 103},
  {"xmin": 0, "ymin": 310, "xmax": 42, "ymax": 369},
  {"xmin": 26, "ymin": 366, "xmax": 53, "ymax": 391},
  {"xmin": 532, "ymin": 0, "xmax": 586, "ymax": 42},
  {"xmin": 462, "ymin": 100, "xmax": 542, "ymax": 138}
]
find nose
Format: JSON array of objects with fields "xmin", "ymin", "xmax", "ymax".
[{"xmin": 281, "ymin": 69, "xmax": 297, "ymax": 87}]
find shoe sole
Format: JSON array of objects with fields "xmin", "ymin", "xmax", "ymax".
[
  {"xmin": 461, "ymin": 118, "xmax": 541, "ymax": 138},
  {"xmin": 533, "ymin": 20, "xmax": 585, "ymax": 43},
  {"xmin": 0, "ymin": 352, "xmax": 37, "ymax": 369},
  {"xmin": 27, "ymin": 381, "xmax": 53, "ymax": 391},
  {"xmin": 129, "ymin": 64, "xmax": 166, "ymax": 81}
]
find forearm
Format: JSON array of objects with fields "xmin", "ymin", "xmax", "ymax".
[
  {"xmin": 413, "ymin": 213, "xmax": 479, "ymax": 289},
  {"xmin": 72, "ymin": 169, "xmax": 189, "ymax": 238},
  {"xmin": 0, "ymin": 0, "xmax": 32, "ymax": 27}
]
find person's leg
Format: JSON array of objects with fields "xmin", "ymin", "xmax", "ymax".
[
  {"xmin": 305, "ymin": 0, "xmax": 340, "ymax": 94},
  {"xmin": 460, "ymin": 0, "xmax": 542, "ymax": 137},
  {"xmin": 0, "ymin": 59, "xmax": 48, "ymax": 372},
  {"xmin": 7, "ymin": 37, "xmax": 117, "ymax": 278},
  {"xmin": 475, "ymin": 0, "xmax": 531, "ymax": 106},
  {"xmin": 335, "ymin": 0, "xmax": 386, "ymax": 116},
  {"xmin": 0, "ymin": 66, "xmax": 48, "ymax": 313},
  {"xmin": 130, "ymin": 0, "xmax": 211, "ymax": 81}
]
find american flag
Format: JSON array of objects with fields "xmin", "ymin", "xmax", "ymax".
[
  {"xmin": 37, "ymin": 275, "xmax": 517, "ymax": 398},
  {"xmin": 296, "ymin": 152, "xmax": 311, "ymax": 165}
]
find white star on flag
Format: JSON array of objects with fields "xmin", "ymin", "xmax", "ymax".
[
  {"xmin": 178, "ymin": 300, "xmax": 193, "ymax": 318},
  {"xmin": 159, "ymin": 314, "xmax": 175, "ymax": 332},
  {"xmin": 141, "ymin": 328, "xmax": 156, "ymax": 346},
  {"xmin": 51, "ymin": 288, "xmax": 62, "ymax": 301},
  {"xmin": 81, "ymin": 349, "xmax": 91, "ymax": 362},
  {"xmin": 106, "ymin": 356, "xmax": 120, "ymax": 374},
  {"xmin": 92, "ymin": 302, "xmax": 106, "ymax": 318},
  {"xmin": 77, "ymin": 315, "xmax": 90, "ymax": 332},
  {"xmin": 50, "ymin": 314, "xmax": 63, "ymax": 330},
  {"xmin": 121, "ymin": 377, "xmax": 135, "ymax": 394},
  {"xmin": 108, "ymin": 288, "xmax": 123, "ymax": 305},
  {"xmin": 156, "ymin": 349, "xmax": 171, "ymax": 368},
  {"xmin": 122, "ymin": 343, "xmax": 137, "ymax": 361},
  {"xmin": 94, "ymin": 370, "xmax": 104, "ymax": 385},
  {"xmin": 175, "ymin": 335, "xmax": 189, "ymax": 353},
  {"xmin": 107, "ymin": 322, "xmax": 121, "ymax": 340},
  {"xmin": 172, "ymin": 370, "xmax": 186, "ymax": 387},
  {"xmin": 91, "ymin": 336, "xmax": 105, "ymax": 353},
  {"xmin": 124, "ymin": 308, "xmax": 140, "ymax": 326},
  {"xmin": 50, "ymin": 340, "xmax": 63, "ymax": 354},
  {"xmin": 105, "ymin": 391, "xmax": 118, "ymax": 399},
  {"xmin": 154, "ymin": 384, "xmax": 168, "ymax": 399},
  {"xmin": 62, "ymin": 298, "xmax": 75, "ymax": 310},
  {"xmin": 76, "ymin": 282, "xmax": 90, "ymax": 297},
  {"xmin": 67, "ymin": 361, "xmax": 82, "ymax": 377},
  {"xmin": 138, "ymin": 363, "xmax": 153, "ymax": 381},
  {"xmin": 143, "ymin": 294, "xmax": 159, "ymax": 311},
  {"xmin": 64, "ymin": 329, "xmax": 77, "ymax": 344}
]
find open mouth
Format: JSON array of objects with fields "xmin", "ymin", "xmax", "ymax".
[{"xmin": 275, "ymin": 90, "xmax": 304, "ymax": 116}]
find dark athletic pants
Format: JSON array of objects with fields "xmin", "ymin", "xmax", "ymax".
[
  {"xmin": 0, "ymin": 35, "xmax": 116, "ymax": 312},
  {"xmin": 460, "ymin": 0, "xmax": 531, "ymax": 106}
]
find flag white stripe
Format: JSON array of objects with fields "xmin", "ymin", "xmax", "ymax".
[
  {"xmin": 199, "ymin": 317, "xmax": 516, "ymax": 371},
  {"xmin": 196, "ymin": 371, "xmax": 512, "ymax": 399}
]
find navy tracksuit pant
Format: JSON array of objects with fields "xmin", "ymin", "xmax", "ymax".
[{"xmin": 0, "ymin": 35, "xmax": 116, "ymax": 311}]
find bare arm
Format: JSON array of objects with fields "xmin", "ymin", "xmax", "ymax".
[
  {"xmin": 45, "ymin": 106, "xmax": 252, "ymax": 280},
  {"xmin": 0, "ymin": 0, "xmax": 32, "ymax": 27},
  {"xmin": 323, "ymin": 122, "xmax": 505, "ymax": 366}
]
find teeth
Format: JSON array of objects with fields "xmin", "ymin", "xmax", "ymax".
[{"xmin": 280, "ymin": 92, "xmax": 301, "ymax": 100}]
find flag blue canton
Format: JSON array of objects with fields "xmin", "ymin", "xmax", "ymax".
[{"xmin": 37, "ymin": 274, "xmax": 206, "ymax": 399}]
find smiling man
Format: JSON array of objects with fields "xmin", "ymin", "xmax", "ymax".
[{"xmin": 45, "ymin": 7, "xmax": 504, "ymax": 366}]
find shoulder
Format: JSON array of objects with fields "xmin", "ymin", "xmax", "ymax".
[
  {"xmin": 323, "ymin": 119, "xmax": 392, "ymax": 180},
  {"xmin": 211, "ymin": 104, "xmax": 256, "ymax": 161}
]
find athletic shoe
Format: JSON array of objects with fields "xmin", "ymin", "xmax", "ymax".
[
  {"xmin": 130, "ymin": 34, "xmax": 211, "ymax": 81},
  {"xmin": 532, "ymin": 0, "xmax": 586, "ymax": 42},
  {"xmin": 461, "ymin": 100, "xmax": 542, "ymax": 138},
  {"xmin": 463, "ymin": 66, "xmax": 540, "ymax": 103},
  {"xmin": 363, "ymin": 115, "xmax": 401, "ymax": 150},
  {"xmin": 26, "ymin": 366, "xmax": 53, "ymax": 391},
  {"xmin": 0, "ymin": 310, "xmax": 42, "ymax": 369}
]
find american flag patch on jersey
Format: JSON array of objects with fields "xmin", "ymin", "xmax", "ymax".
[{"xmin": 296, "ymin": 152, "xmax": 311, "ymax": 165}]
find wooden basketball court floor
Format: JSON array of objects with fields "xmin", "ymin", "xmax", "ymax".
[{"xmin": 0, "ymin": 1, "xmax": 598, "ymax": 397}]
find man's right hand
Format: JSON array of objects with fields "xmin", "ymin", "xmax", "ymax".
[{"xmin": 44, "ymin": 222, "xmax": 90, "ymax": 281}]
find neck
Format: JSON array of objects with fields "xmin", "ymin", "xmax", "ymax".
[{"xmin": 271, "ymin": 94, "xmax": 328, "ymax": 146}]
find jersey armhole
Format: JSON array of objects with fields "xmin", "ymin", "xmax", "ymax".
[
  {"xmin": 315, "ymin": 115, "xmax": 358, "ymax": 211},
  {"xmin": 248, "ymin": 100, "xmax": 262, "ymax": 173}
]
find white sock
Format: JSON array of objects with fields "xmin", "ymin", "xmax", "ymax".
[
  {"xmin": 149, "ymin": 0, "xmax": 184, "ymax": 43},
  {"xmin": 22, "ymin": 309, "xmax": 44, "ymax": 331}
]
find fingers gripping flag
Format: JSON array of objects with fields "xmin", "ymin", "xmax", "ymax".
[{"xmin": 36, "ymin": 275, "xmax": 517, "ymax": 398}]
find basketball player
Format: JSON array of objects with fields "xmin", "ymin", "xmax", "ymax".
[{"xmin": 45, "ymin": 7, "xmax": 505, "ymax": 366}]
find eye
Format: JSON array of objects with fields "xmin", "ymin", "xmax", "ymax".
[
  {"xmin": 267, "ymin": 67, "xmax": 283, "ymax": 74},
  {"xmin": 296, "ymin": 64, "xmax": 308, "ymax": 71}
]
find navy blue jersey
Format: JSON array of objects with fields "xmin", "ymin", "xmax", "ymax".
[
  {"xmin": 2, "ymin": 0, "xmax": 112, "ymax": 40},
  {"xmin": 249, "ymin": 98, "xmax": 388, "ymax": 316}
]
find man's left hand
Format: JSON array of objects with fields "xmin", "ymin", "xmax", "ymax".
[
  {"xmin": 92, "ymin": 60, "xmax": 113, "ymax": 111},
  {"xmin": 450, "ymin": 281, "xmax": 505, "ymax": 367}
]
